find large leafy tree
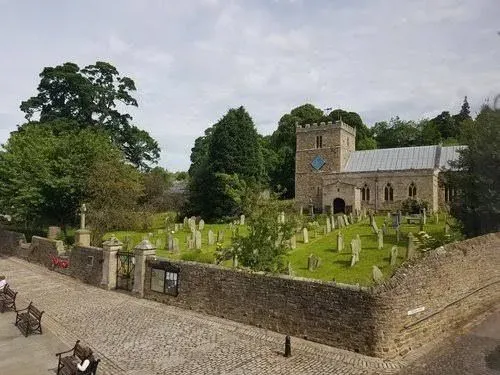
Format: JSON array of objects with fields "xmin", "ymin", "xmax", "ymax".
[
  {"xmin": 19, "ymin": 61, "xmax": 159, "ymax": 170},
  {"xmin": 372, "ymin": 117, "xmax": 421, "ymax": 148},
  {"xmin": 187, "ymin": 107, "xmax": 264, "ymax": 220},
  {"xmin": 327, "ymin": 109, "xmax": 376, "ymax": 150},
  {"xmin": 0, "ymin": 124, "xmax": 122, "ymax": 228},
  {"xmin": 449, "ymin": 106, "xmax": 500, "ymax": 237}
]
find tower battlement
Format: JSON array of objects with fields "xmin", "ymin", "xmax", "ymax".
[{"xmin": 296, "ymin": 120, "xmax": 356, "ymax": 136}]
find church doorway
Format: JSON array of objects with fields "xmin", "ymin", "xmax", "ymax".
[{"xmin": 333, "ymin": 198, "xmax": 345, "ymax": 214}]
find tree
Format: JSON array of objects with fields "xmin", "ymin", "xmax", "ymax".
[
  {"xmin": 229, "ymin": 195, "xmax": 297, "ymax": 272},
  {"xmin": 140, "ymin": 167, "xmax": 173, "ymax": 211},
  {"xmin": 453, "ymin": 96, "xmax": 472, "ymax": 125},
  {"xmin": 448, "ymin": 106, "xmax": 500, "ymax": 237},
  {"xmin": 0, "ymin": 124, "xmax": 121, "ymax": 229},
  {"xmin": 430, "ymin": 111, "xmax": 458, "ymax": 140},
  {"xmin": 19, "ymin": 61, "xmax": 159, "ymax": 170},
  {"xmin": 372, "ymin": 117, "xmax": 420, "ymax": 148},
  {"xmin": 327, "ymin": 109, "xmax": 376, "ymax": 150}
]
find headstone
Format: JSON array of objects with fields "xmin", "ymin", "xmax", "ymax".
[
  {"xmin": 326, "ymin": 218, "xmax": 331, "ymax": 233},
  {"xmin": 240, "ymin": 214, "xmax": 245, "ymax": 225},
  {"xmin": 377, "ymin": 230, "xmax": 384, "ymax": 249},
  {"xmin": 302, "ymin": 228, "xmax": 309, "ymax": 244},
  {"xmin": 349, "ymin": 213, "xmax": 354, "ymax": 226},
  {"xmin": 387, "ymin": 212, "xmax": 391, "ymax": 219},
  {"xmin": 407, "ymin": 232, "xmax": 416, "ymax": 259},
  {"xmin": 198, "ymin": 219, "xmax": 205, "ymax": 231},
  {"xmin": 174, "ymin": 224, "xmax": 179, "ymax": 232},
  {"xmin": 183, "ymin": 217, "xmax": 188, "ymax": 227},
  {"xmin": 173, "ymin": 238, "xmax": 180, "ymax": 252},
  {"xmin": 391, "ymin": 213, "xmax": 400, "ymax": 229},
  {"xmin": 338, "ymin": 215, "xmax": 344, "ymax": 228},
  {"xmin": 189, "ymin": 218, "xmax": 196, "ymax": 232},
  {"xmin": 390, "ymin": 246, "xmax": 398, "ymax": 266},
  {"xmin": 290, "ymin": 235, "xmax": 297, "ymax": 249},
  {"xmin": 371, "ymin": 220, "xmax": 379, "ymax": 234},
  {"xmin": 382, "ymin": 223, "xmax": 388, "ymax": 236},
  {"xmin": 217, "ymin": 230, "xmax": 224, "ymax": 243},
  {"xmin": 350, "ymin": 240, "xmax": 360, "ymax": 267},
  {"xmin": 195, "ymin": 230, "xmax": 202, "ymax": 250},
  {"xmin": 344, "ymin": 214, "xmax": 350, "ymax": 226},
  {"xmin": 372, "ymin": 266, "xmax": 384, "ymax": 283},
  {"xmin": 208, "ymin": 230, "xmax": 215, "ymax": 246},
  {"xmin": 280, "ymin": 211, "xmax": 285, "ymax": 224},
  {"xmin": 356, "ymin": 234, "xmax": 362, "ymax": 252},
  {"xmin": 330, "ymin": 215, "xmax": 335, "ymax": 229},
  {"xmin": 168, "ymin": 234, "xmax": 174, "ymax": 250},
  {"xmin": 307, "ymin": 254, "xmax": 320, "ymax": 271},
  {"xmin": 444, "ymin": 223, "xmax": 450, "ymax": 235},
  {"xmin": 299, "ymin": 206, "xmax": 303, "ymax": 216},
  {"xmin": 155, "ymin": 239, "xmax": 162, "ymax": 249},
  {"xmin": 232, "ymin": 254, "xmax": 238, "ymax": 268},
  {"xmin": 422, "ymin": 208, "xmax": 427, "ymax": 225},
  {"xmin": 419, "ymin": 218, "xmax": 424, "ymax": 232},
  {"xmin": 187, "ymin": 239, "xmax": 194, "ymax": 250},
  {"xmin": 47, "ymin": 226, "xmax": 61, "ymax": 240},
  {"xmin": 287, "ymin": 262, "xmax": 294, "ymax": 276},
  {"xmin": 337, "ymin": 232, "xmax": 344, "ymax": 252}
]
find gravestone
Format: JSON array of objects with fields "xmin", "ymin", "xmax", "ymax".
[
  {"xmin": 390, "ymin": 246, "xmax": 398, "ymax": 266},
  {"xmin": 371, "ymin": 220, "xmax": 379, "ymax": 234},
  {"xmin": 419, "ymin": 218, "xmax": 424, "ymax": 232},
  {"xmin": 174, "ymin": 224, "xmax": 179, "ymax": 232},
  {"xmin": 349, "ymin": 213, "xmax": 354, "ymax": 226},
  {"xmin": 217, "ymin": 230, "xmax": 224, "ymax": 243},
  {"xmin": 326, "ymin": 218, "xmax": 331, "ymax": 233},
  {"xmin": 173, "ymin": 238, "xmax": 180, "ymax": 252},
  {"xmin": 168, "ymin": 234, "xmax": 174, "ymax": 250},
  {"xmin": 377, "ymin": 230, "xmax": 384, "ymax": 249},
  {"xmin": 199, "ymin": 219, "xmax": 205, "ymax": 231},
  {"xmin": 350, "ymin": 239, "xmax": 360, "ymax": 267},
  {"xmin": 356, "ymin": 234, "xmax": 362, "ymax": 252},
  {"xmin": 344, "ymin": 215, "xmax": 350, "ymax": 226},
  {"xmin": 299, "ymin": 206, "xmax": 303, "ymax": 216},
  {"xmin": 302, "ymin": 228, "xmax": 309, "ymax": 244},
  {"xmin": 155, "ymin": 239, "xmax": 162, "ymax": 249},
  {"xmin": 47, "ymin": 226, "xmax": 61, "ymax": 240},
  {"xmin": 208, "ymin": 230, "xmax": 215, "ymax": 246},
  {"xmin": 240, "ymin": 214, "xmax": 245, "ymax": 225},
  {"xmin": 372, "ymin": 266, "xmax": 384, "ymax": 283},
  {"xmin": 396, "ymin": 227, "xmax": 401, "ymax": 243},
  {"xmin": 183, "ymin": 217, "xmax": 188, "ymax": 227},
  {"xmin": 187, "ymin": 239, "xmax": 194, "ymax": 250},
  {"xmin": 280, "ymin": 211, "xmax": 285, "ymax": 224},
  {"xmin": 189, "ymin": 218, "xmax": 196, "ymax": 232},
  {"xmin": 290, "ymin": 235, "xmax": 297, "ymax": 249},
  {"xmin": 407, "ymin": 232, "xmax": 416, "ymax": 259},
  {"xmin": 307, "ymin": 254, "xmax": 320, "ymax": 271},
  {"xmin": 330, "ymin": 216, "xmax": 335, "ymax": 230},
  {"xmin": 195, "ymin": 230, "xmax": 202, "ymax": 250},
  {"xmin": 232, "ymin": 255, "xmax": 238, "ymax": 268},
  {"xmin": 337, "ymin": 232, "xmax": 344, "ymax": 252},
  {"xmin": 387, "ymin": 212, "xmax": 391, "ymax": 219},
  {"xmin": 323, "ymin": 226, "xmax": 327, "ymax": 235},
  {"xmin": 338, "ymin": 215, "xmax": 344, "ymax": 228},
  {"xmin": 422, "ymin": 208, "xmax": 427, "ymax": 225},
  {"xmin": 382, "ymin": 223, "xmax": 388, "ymax": 236},
  {"xmin": 287, "ymin": 262, "xmax": 294, "ymax": 276},
  {"xmin": 444, "ymin": 223, "xmax": 450, "ymax": 235}
]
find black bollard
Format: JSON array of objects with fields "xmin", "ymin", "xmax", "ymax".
[{"xmin": 284, "ymin": 335, "xmax": 291, "ymax": 357}]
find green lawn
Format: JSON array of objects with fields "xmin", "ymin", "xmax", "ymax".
[{"xmin": 104, "ymin": 214, "xmax": 446, "ymax": 286}]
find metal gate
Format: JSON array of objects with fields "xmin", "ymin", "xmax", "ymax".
[{"xmin": 116, "ymin": 251, "xmax": 135, "ymax": 291}]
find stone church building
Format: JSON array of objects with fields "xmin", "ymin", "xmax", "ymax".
[{"xmin": 295, "ymin": 120, "xmax": 462, "ymax": 214}]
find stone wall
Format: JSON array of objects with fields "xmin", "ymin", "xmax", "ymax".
[
  {"xmin": 373, "ymin": 232, "xmax": 500, "ymax": 358},
  {"xmin": 144, "ymin": 259, "xmax": 380, "ymax": 355},
  {"xmin": 0, "ymin": 229, "xmax": 26, "ymax": 255},
  {"xmin": 28, "ymin": 236, "xmax": 65, "ymax": 267},
  {"xmin": 143, "ymin": 233, "xmax": 500, "ymax": 360}
]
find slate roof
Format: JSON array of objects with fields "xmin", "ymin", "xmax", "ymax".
[{"xmin": 343, "ymin": 145, "xmax": 464, "ymax": 172}]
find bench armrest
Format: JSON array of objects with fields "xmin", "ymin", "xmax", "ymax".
[
  {"xmin": 15, "ymin": 306, "xmax": 29, "ymax": 313},
  {"xmin": 55, "ymin": 347, "xmax": 75, "ymax": 357}
]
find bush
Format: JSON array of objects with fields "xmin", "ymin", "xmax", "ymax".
[{"xmin": 401, "ymin": 198, "xmax": 429, "ymax": 215}]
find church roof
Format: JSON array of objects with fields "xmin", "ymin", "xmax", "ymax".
[{"xmin": 344, "ymin": 145, "xmax": 464, "ymax": 172}]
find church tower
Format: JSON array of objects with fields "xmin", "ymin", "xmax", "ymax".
[{"xmin": 295, "ymin": 120, "xmax": 356, "ymax": 210}]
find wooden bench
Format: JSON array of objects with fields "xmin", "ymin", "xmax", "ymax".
[
  {"xmin": 0, "ymin": 284, "xmax": 18, "ymax": 313},
  {"xmin": 15, "ymin": 301, "xmax": 44, "ymax": 337},
  {"xmin": 56, "ymin": 340, "xmax": 100, "ymax": 375},
  {"xmin": 406, "ymin": 216, "xmax": 422, "ymax": 224}
]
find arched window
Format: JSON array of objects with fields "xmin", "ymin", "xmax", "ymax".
[
  {"xmin": 361, "ymin": 184, "xmax": 370, "ymax": 201},
  {"xmin": 384, "ymin": 183, "xmax": 394, "ymax": 202},
  {"xmin": 408, "ymin": 182, "xmax": 417, "ymax": 198},
  {"xmin": 316, "ymin": 135, "xmax": 323, "ymax": 149}
]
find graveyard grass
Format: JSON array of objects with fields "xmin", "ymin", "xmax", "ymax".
[{"xmin": 104, "ymin": 214, "xmax": 446, "ymax": 286}]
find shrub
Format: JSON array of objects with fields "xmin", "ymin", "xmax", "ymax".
[{"xmin": 401, "ymin": 198, "xmax": 429, "ymax": 215}]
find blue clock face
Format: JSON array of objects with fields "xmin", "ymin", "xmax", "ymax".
[{"xmin": 311, "ymin": 155, "xmax": 326, "ymax": 170}]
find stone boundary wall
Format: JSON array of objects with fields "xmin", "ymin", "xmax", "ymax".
[
  {"xmin": 144, "ymin": 259, "xmax": 379, "ymax": 355},
  {"xmin": 143, "ymin": 233, "xmax": 500, "ymax": 359},
  {"xmin": 373, "ymin": 232, "xmax": 500, "ymax": 358},
  {"xmin": 0, "ymin": 229, "xmax": 104, "ymax": 287}
]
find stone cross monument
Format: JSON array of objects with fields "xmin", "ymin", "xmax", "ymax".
[
  {"xmin": 80, "ymin": 203, "xmax": 87, "ymax": 229},
  {"xmin": 75, "ymin": 203, "xmax": 91, "ymax": 247}
]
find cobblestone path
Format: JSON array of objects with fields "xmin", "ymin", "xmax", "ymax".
[{"xmin": 0, "ymin": 256, "xmax": 401, "ymax": 375}]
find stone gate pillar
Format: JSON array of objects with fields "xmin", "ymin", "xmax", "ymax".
[
  {"xmin": 132, "ymin": 240, "xmax": 156, "ymax": 297},
  {"xmin": 101, "ymin": 236, "xmax": 123, "ymax": 290}
]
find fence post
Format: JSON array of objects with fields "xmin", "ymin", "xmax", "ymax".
[
  {"xmin": 101, "ymin": 237, "xmax": 123, "ymax": 290},
  {"xmin": 132, "ymin": 240, "xmax": 156, "ymax": 297}
]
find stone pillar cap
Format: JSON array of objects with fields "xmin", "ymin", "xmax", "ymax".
[
  {"xmin": 134, "ymin": 239, "xmax": 156, "ymax": 250},
  {"xmin": 102, "ymin": 236, "xmax": 123, "ymax": 247}
]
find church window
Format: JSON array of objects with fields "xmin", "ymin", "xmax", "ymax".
[
  {"xmin": 408, "ymin": 182, "xmax": 417, "ymax": 198},
  {"xmin": 361, "ymin": 184, "xmax": 370, "ymax": 201},
  {"xmin": 445, "ymin": 185, "xmax": 456, "ymax": 203},
  {"xmin": 384, "ymin": 183, "xmax": 394, "ymax": 202},
  {"xmin": 316, "ymin": 186, "xmax": 321, "ymax": 196},
  {"xmin": 316, "ymin": 135, "xmax": 323, "ymax": 149}
]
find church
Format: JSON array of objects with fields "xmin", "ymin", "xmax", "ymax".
[{"xmin": 295, "ymin": 120, "xmax": 462, "ymax": 214}]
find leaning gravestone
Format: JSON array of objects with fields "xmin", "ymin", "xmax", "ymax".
[
  {"xmin": 199, "ymin": 219, "xmax": 205, "ymax": 231},
  {"xmin": 371, "ymin": 220, "xmax": 379, "ymax": 234},
  {"xmin": 326, "ymin": 218, "xmax": 331, "ymax": 233},
  {"xmin": 337, "ymin": 232, "xmax": 344, "ymax": 252},
  {"xmin": 372, "ymin": 265, "xmax": 384, "ymax": 283},
  {"xmin": 207, "ymin": 230, "xmax": 215, "ymax": 246},
  {"xmin": 390, "ymin": 246, "xmax": 398, "ymax": 266},
  {"xmin": 350, "ymin": 239, "xmax": 360, "ymax": 267},
  {"xmin": 344, "ymin": 215, "xmax": 350, "ymax": 226},
  {"xmin": 302, "ymin": 228, "xmax": 309, "ymax": 244},
  {"xmin": 290, "ymin": 235, "xmax": 297, "ymax": 249},
  {"xmin": 407, "ymin": 232, "xmax": 416, "ymax": 259},
  {"xmin": 240, "ymin": 214, "xmax": 245, "ymax": 225},
  {"xmin": 307, "ymin": 254, "xmax": 320, "ymax": 271},
  {"xmin": 195, "ymin": 230, "xmax": 202, "ymax": 250},
  {"xmin": 377, "ymin": 230, "xmax": 384, "ymax": 250}
]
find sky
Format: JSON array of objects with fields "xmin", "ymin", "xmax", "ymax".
[{"xmin": 0, "ymin": 0, "xmax": 499, "ymax": 171}]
